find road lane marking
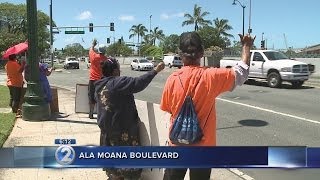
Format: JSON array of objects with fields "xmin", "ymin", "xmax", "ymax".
[{"xmin": 217, "ymin": 97, "xmax": 320, "ymax": 125}]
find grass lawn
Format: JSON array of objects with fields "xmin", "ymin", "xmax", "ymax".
[
  {"xmin": 0, "ymin": 113, "xmax": 15, "ymax": 147},
  {"xmin": 0, "ymin": 85, "xmax": 10, "ymax": 108}
]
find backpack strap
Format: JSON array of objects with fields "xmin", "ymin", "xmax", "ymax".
[
  {"xmin": 177, "ymin": 71, "xmax": 203, "ymax": 96},
  {"xmin": 177, "ymin": 70, "xmax": 212, "ymax": 130}
]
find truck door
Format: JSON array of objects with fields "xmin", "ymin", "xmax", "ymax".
[{"xmin": 249, "ymin": 52, "xmax": 265, "ymax": 78}]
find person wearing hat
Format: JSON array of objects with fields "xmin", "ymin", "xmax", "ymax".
[
  {"xmin": 88, "ymin": 39, "xmax": 108, "ymax": 119},
  {"xmin": 160, "ymin": 32, "xmax": 255, "ymax": 180}
]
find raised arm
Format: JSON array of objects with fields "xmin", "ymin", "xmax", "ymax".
[
  {"xmin": 116, "ymin": 62, "xmax": 165, "ymax": 95},
  {"xmin": 232, "ymin": 34, "xmax": 256, "ymax": 87}
]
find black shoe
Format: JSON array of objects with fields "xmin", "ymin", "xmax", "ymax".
[{"xmin": 89, "ymin": 113, "xmax": 94, "ymax": 119}]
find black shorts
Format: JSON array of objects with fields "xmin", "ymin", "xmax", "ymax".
[{"xmin": 88, "ymin": 80, "xmax": 97, "ymax": 104}]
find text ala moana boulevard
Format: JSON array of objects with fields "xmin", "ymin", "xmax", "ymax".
[{"xmin": 78, "ymin": 151, "xmax": 179, "ymax": 159}]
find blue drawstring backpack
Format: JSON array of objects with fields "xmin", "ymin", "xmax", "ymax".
[{"xmin": 169, "ymin": 74, "xmax": 208, "ymax": 145}]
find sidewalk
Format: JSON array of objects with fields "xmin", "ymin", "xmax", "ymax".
[{"xmin": 0, "ymin": 86, "xmax": 245, "ymax": 180}]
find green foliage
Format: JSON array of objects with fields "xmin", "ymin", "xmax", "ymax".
[
  {"xmin": 212, "ymin": 18, "xmax": 233, "ymax": 39},
  {"xmin": 129, "ymin": 24, "xmax": 148, "ymax": 45},
  {"xmin": 198, "ymin": 26, "xmax": 231, "ymax": 48},
  {"xmin": 0, "ymin": 85, "xmax": 10, "ymax": 108},
  {"xmin": 182, "ymin": 4, "xmax": 212, "ymax": 31},
  {"xmin": 106, "ymin": 43, "xmax": 133, "ymax": 57},
  {"xmin": 141, "ymin": 45, "xmax": 163, "ymax": 57},
  {"xmin": 63, "ymin": 43, "xmax": 85, "ymax": 57},
  {"xmin": 150, "ymin": 27, "xmax": 165, "ymax": 45},
  {"xmin": 160, "ymin": 34, "xmax": 180, "ymax": 54},
  {"xmin": 0, "ymin": 112, "xmax": 16, "ymax": 147},
  {"xmin": 0, "ymin": 3, "xmax": 55, "ymax": 57}
]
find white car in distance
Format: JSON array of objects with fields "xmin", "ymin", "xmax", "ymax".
[{"xmin": 131, "ymin": 59, "xmax": 154, "ymax": 71}]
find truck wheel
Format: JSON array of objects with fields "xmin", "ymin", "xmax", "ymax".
[
  {"xmin": 267, "ymin": 72, "xmax": 282, "ymax": 88},
  {"xmin": 131, "ymin": 65, "xmax": 134, "ymax": 70},
  {"xmin": 245, "ymin": 79, "xmax": 256, "ymax": 85},
  {"xmin": 168, "ymin": 63, "xmax": 172, "ymax": 68},
  {"xmin": 291, "ymin": 81, "xmax": 304, "ymax": 88},
  {"xmin": 138, "ymin": 66, "xmax": 141, "ymax": 71}
]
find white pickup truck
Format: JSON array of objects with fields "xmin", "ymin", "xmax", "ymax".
[{"xmin": 220, "ymin": 50, "xmax": 311, "ymax": 88}]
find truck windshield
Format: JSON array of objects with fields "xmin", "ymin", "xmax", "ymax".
[{"xmin": 263, "ymin": 51, "xmax": 289, "ymax": 60}]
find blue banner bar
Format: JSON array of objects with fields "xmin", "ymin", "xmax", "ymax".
[
  {"xmin": 1, "ymin": 146, "xmax": 319, "ymax": 168},
  {"xmin": 46, "ymin": 146, "xmax": 268, "ymax": 168},
  {"xmin": 307, "ymin": 148, "xmax": 320, "ymax": 167}
]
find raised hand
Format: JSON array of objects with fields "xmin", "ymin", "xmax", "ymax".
[
  {"xmin": 92, "ymin": 39, "xmax": 97, "ymax": 47},
  {"xmin": 155, "ymin": 62, "xmax": 165, "ymax": 73},
  {"xmin": 238, "ymin": 34, "xmax": 256, "ymax": 47}
]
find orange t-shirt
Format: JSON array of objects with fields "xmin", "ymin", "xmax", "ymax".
[
  {"xmin": 89, "ymin": 48, "xmax": 107, "ymax": 80},
  {"xmin": 5, "ymin": 60, "xmax": 23, "ymax": 87},
  {"xmin": 160, "ymin": 66, "xmax": 235, "ymax": 146}
]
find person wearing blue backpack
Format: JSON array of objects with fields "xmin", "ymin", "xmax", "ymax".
[{"xmin": 160, "ymin": 32, "xmax": 255, "ymax": 180}]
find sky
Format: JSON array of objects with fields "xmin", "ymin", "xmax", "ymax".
[{"xmin": 1, "ymin": 0, "xmax": 320, "ymax": 50}]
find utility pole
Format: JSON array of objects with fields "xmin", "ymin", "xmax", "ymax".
[
  {"xmin": 49, "ymin": 0, "xmax": 54, "ymax": 68},
  {"xmin": 23, "ymin": 0, "xmax": 51, "ymax": 120},
  {"xmin": 149, "ymin": 15, "xmax": 152, "ymax": 43},
  {"xmin": 248, "ymin": 0, "xmax": 252, "ymax": 34}
]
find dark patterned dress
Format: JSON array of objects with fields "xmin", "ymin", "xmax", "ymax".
[{"xmin": 94, "ymin": 70, "xmax": 158, "ymax": 179}]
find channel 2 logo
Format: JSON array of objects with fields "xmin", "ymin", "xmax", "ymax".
[{"xmin": 55, "ymin": 145, "xmax": 76, "ymax": 165}]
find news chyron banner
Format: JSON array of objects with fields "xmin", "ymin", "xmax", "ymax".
[{"xmin": 0, "ymin": 145, "xmax": 320, "ymax": 168}]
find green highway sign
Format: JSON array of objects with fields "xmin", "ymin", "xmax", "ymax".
[{"xmin": 65, "ymin": 30, "xmax": 85, "ymax": 34}]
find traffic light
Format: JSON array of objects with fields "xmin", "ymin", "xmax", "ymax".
[
  {"xmin": 54, "ymin": 48, "xmax": 57, "ymax": 51},
  {"xmin": 261, "ymin": 40, "xmax": 265, "ymax": 49},
  {"xmin": 107, "ymin": 38, "xmax": 110, "ymax": 44},
  {"xmin": 61, "ymin": 48, "xmax": 64, "ymax": 52},
  {"xmin": 118, "ymin": 39, "xmax": 122, "ymax": 44},
  {"xmin": 110, "ymin": 22, "xmax": 114, "ymax": 31},
  {"xmin": 89, "ymin": 23, "xmax": 93, "ymax": 32}
]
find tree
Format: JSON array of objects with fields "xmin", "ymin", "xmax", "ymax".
[
  {"xmin": 150, "ymin": 27, "xmax": 165, "ymax": 46},
  {"xmin": 182, "ymin": 4, "xmax": 212, "ymax": 31},
  {"xmin": 63, "ymin": 43, "xmax": 85, "ymax": 57},
  {"xmin": 159, "ymin": 34, "xmax": 180, "ymax": 54},
  {"xmin": 106, "ymin": 43, "xmax": 132, "ymax": 57},
  {"xmin": 212, "ymin": 18, "xmax": 233, "ymax": 39},
  {"xmin": 0, "ymin": 2, "xmax": 55, "ymax": 57},
  {"xmin": 197, "ymin": 26, "xmax": 218, "ymax": 49},
  {"xmin": 140, "ymin": 45, "xmax": 163, "ymax": 59},
  {"xmin": 129, "ymin": 24, "xmax": 148, "ymax": 45}
]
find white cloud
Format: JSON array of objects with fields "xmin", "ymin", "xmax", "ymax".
[
  {"xmin": 77, "ymin": 11, "xmax": 93, "ymax": 20},
  {"xmin": 160, "ymin": 13, "xmax": 170, "ymax": 20},
  {"xmin": 118, "ymin": 15, "xmax": 135, "ymax": 21},
  {"xmin": 160, "ymin": 12, "xmax": 185, "ymax": 20}
]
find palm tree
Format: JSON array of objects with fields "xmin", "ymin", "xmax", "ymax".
[
  {"xmin": 129, "ymin": 24, "xmax": 148, "ymax": 46},
  {"xmin": 150, "ymin": 27, "xmax": 165, "ymax": 45},
  {"xmin": 212, "ymin": 18, "xmax": 233, "ymax": 38},
  {"xmin": 182, "ymin": 4, "xmax": 212, "ymax": 31}
]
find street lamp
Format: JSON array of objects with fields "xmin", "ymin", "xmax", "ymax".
[
  {"xmin": 149, "ymin": 15, "xmax": 152, "ymax": 43},
  {"xmin": 232, "ymin": 0, "xmax": 246, "ymax": 36},
  {"xmin": 49, "ymin": 0, "xmax": 53, "ymax": 68},
  {"xmin": 23, "ymin": 0, "xmax": 50, "ymax": 120}
]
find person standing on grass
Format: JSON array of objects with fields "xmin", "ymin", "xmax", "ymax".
[
  {"xmin": 5, "ymin": 54, "xmax": 25, "ymax": 117},
  {"xmin": 160, "ymin": 32, "xmax": 255, "ymax": 180},
  {"xmin": 88, "ymin": 39, "xmax": 108, "ymax": 119}
]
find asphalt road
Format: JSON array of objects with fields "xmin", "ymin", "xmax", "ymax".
[{"xmin": 48, "ymin": 62, "xmax": 320, "ymax": 180}]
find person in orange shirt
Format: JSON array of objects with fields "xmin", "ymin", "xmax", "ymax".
[
  {"xmin": 5, "ymin": 54, "xmax": 25, "ymax": 116},
  {"xmin": 88, "ymin": 39, "xmax": 108, "ymax": 119},
  {"xmin": 160, "ymin": 32, "xmax": 255, "ymax": 180}
]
